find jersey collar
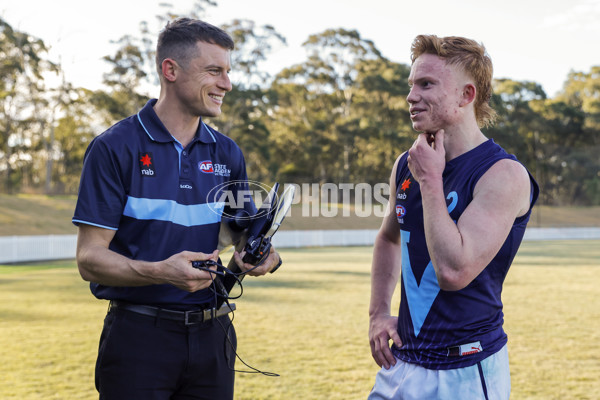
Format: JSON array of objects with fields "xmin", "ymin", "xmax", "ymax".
[{"xmin": 137, "ymin": 99, "xmax": 217, "ymax": 144}]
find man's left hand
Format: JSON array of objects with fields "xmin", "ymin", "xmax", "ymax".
[{"xmin": 234, "ymin": 246, "xmax": 281, "ymax": 276}]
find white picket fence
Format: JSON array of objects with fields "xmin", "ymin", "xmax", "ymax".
[
  {"xmin": 0, "ymin": 235, "xmax": 77, "ymax": 264},
  {"xmin": 1, "ymin": 228, "xmax": 599, "ymax": 264}
]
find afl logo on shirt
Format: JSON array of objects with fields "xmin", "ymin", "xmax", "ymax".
[
  {"xmin": 396, "ymin": 204, "xmax": 406, "ymax": 223},
  {"xmin": 396, "ymin": 205, "xmax": 406, "ymax": 217},
  {"xmin": 139, "ymin": 152, "xmax": 155, "ymax": 177},
  {"xmin": 199, "ymin": 161, "xmax": 214, "ymax": 173}
]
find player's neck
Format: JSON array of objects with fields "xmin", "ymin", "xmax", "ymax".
[{"xmin": 443, "ymin": 124, "xmax": 487, "ymax": 161}]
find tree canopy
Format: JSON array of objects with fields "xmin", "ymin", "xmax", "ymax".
[{"xmin": 0, "ymin": 5, "xmax": 598, "ymax": 205}]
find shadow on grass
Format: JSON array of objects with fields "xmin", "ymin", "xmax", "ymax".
[
  {"xmin": 0, "ymin": 278, "xmax": 23, "ymax": 285},
  {"xmin": 239, "ymin": 278, "xmax": 327, "ymax": 290},
  {"xmin": 310, "ymin": 269, "xmax": 371, "ymax": 278},
  {"xmin": 0, "ymin": 308, "xmax": 62, "ymax": 322}
]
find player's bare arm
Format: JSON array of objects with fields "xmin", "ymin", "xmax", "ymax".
[
  {"xmin": 76, "ymin": 224, "xmax": 218, "ymax": 292},
  {"xmin": 409, "ymin": 131, "xmax": 531, "ymax": 290},
  {"xmin": 369, "ymin": 155, "xmax": 404, "ymax": 369}
]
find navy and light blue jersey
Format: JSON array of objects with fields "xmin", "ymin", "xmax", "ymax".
[
  {"xmin": 73, "ymin": 99, "xmax": 253, "ymax": 307},
  {"xmin": 392, "ymin": 139, "xmax": 539, "ymax": 370}
]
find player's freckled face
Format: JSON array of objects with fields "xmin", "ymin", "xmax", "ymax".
[
  {"xmin": 174, "ymin": 41, "xmax": 233, "ymax": 118},
  {"xmin": 407, "ymin": 54, "xmax": 464, "ymax": 133}
]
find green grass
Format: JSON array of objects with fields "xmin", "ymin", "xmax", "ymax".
[
  {"xmin": 0, "ymin": 241, "xmax": 599, "ymax": 399},
  {"xmin": 502, "ymin": 241, "xmax": 600, "ymax": 400}
]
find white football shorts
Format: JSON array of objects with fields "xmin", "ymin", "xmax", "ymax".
[{"xmin": 368, "ymin": 344, "xmax": 510, "ymax": 400}]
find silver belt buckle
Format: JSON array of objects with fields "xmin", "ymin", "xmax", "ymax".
[{"xmin": 203, "ymin": 307, "xmax": 216, "ymax": 321}]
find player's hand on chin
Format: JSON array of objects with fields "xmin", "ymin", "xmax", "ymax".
[{"xmin": 407, "ymin": 129, "xmax": 445, "ymax": 183}]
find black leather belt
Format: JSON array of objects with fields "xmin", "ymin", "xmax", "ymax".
[{"xmin": 110, "ymin": 300, "xmax": 236, "ymax": 325}]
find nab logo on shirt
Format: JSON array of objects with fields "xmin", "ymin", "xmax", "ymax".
[
  {"xmin": 400, "ymin": 178, "xmax": 411, "ymax": 192},
  {"xmin": 139, "ymin": 152, "xmax": 155, "ymax": 177},
  {"xmin": 199, "ymin": 160, "xmax": 214, "ymax": 174}
]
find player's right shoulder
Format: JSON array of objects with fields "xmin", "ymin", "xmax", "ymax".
[
  {"xmin": 392, "ymin": 151, "xmax": 408, "ymax": 173},
  {"xmin": 391, "ymin": 151, "xmax": 410, "ymax": 188},
  {"xmin": 375, "ymin": 152, "xmax": 406, "ymax": 241}
]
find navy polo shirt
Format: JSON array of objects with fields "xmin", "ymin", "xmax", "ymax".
[{"xmin": 73, "ymin": 99, "xmax": 253, "ymax": 307}]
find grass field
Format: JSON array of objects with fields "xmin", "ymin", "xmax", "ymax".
[{"xmin": 0, "ymin": 241, "xmax": 599, "ymax": 399}]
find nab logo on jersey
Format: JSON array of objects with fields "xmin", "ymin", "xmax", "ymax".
[
  {"xmin": 400, "ymin": 178, "xmax": 411, "ymax": 192},
  {"xmin": 199, "ymin": 161, "xmax": 214, "ymax": 174},
  {"xmin": 139, "ymin": 152, "xmax": 155, "ymax": 177}
]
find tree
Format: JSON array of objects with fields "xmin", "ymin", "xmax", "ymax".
[
  {"xmin": 267, "ymin": 73, "xmax": 335, "ymax": 182},
  {"xmin": 46, "ymin": 84, "xmax": 98, "ymax": 194},
  {"xmin": 488, "ymin": 79, "xmax": 547, "ymax": 170},
  {"xmin": 94, "ymin": 1, "xmax": 217, "ymax": 124},
  {"xmin": 223, "ymin": 19, "xmax": 286, "ymax": 89},
  {"xmin": 210, "ymin": 19, "xmax": 287, "ymax": 182},
  {"xmin": 302, "ymin": 29, "xmax": 384, "ymax": 182},
  {"xmin": 97, "ymin": 33, "xmax": 149, "ymax": 120},
  {"xmin": 558, "ymin": 66, "xmax": 600, "ymax": 135},
  {"xmin": 268, "ymin": 28, "xmax": 387, "ymax": 183},
  {"xmin": 1, "ymin": 10, "xmax": 598, "ymax": 205},
  {"xmin": 350, "ymin": 58, "xmax": 413, "ymax": 183},
  {"xmin": 0, "ymin": 17, "xmax": 58, "ymax": 193},
  {"xmin": 490, "ymin": 76, "xmax": 599, "ymax": 205},
  {"xmin": 552, "ymin": 66, "xmax": 600, "ymax": 204}
]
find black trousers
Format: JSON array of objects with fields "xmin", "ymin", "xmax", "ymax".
[{"xmin": 95, "ymin": 305, "xmax": 236, "ymax": 400}]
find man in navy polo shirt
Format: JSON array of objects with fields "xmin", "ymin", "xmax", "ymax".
[{"xmin": 73, "ymin": 18, "xmax": 280, "ymax": 399}]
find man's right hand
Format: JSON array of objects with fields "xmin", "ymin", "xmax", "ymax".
[
  {"xmin": 161, "ymin": 250, "xmax": 220, "ymax": 292},
  {"xmin": 77, "ymin": 224, "xmax": 220, "ymax": 293},
  {"xmin": 369, "ymin": 313, "xmax": 402, "ymax": 369}
]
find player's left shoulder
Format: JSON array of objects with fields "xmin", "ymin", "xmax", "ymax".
[
  {"xmin": 486, "ymin": 158, "xmax": 530, "ymax": 186},
  {"xmin": 477, "ymin": 158, "xmax": 531, "ymax": 215}
]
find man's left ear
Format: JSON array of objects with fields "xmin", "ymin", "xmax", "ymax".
[{"xmin": 460, "ymin": 83, "xmax": 476, "ymax": 107}]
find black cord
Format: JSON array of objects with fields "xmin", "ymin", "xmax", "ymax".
[
  {"xmin": 198, "ymin": 259, "xmax": 280, "ymax": 377},
  {"xmin": 215, "ymin": 302, "xmax": 280, "ymax": 377}
]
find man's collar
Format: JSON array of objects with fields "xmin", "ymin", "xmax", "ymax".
[{"xmin": 137, "ymin": 99, "xmax": 217, "ymax": 144}]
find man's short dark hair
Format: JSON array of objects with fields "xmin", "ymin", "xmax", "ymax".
[{"xmin": 156, "ymin": 18, "xmax": 234, "ymax": 73}]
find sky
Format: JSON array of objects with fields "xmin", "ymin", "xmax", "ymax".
[{"xmin": 1, "ymin": 0, "xmax": 599, "ymax": 98}]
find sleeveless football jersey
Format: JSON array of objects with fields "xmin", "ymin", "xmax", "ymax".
[{"xmin": 392, "ymin": 139, "xmax": 539, "ymax": 370}]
